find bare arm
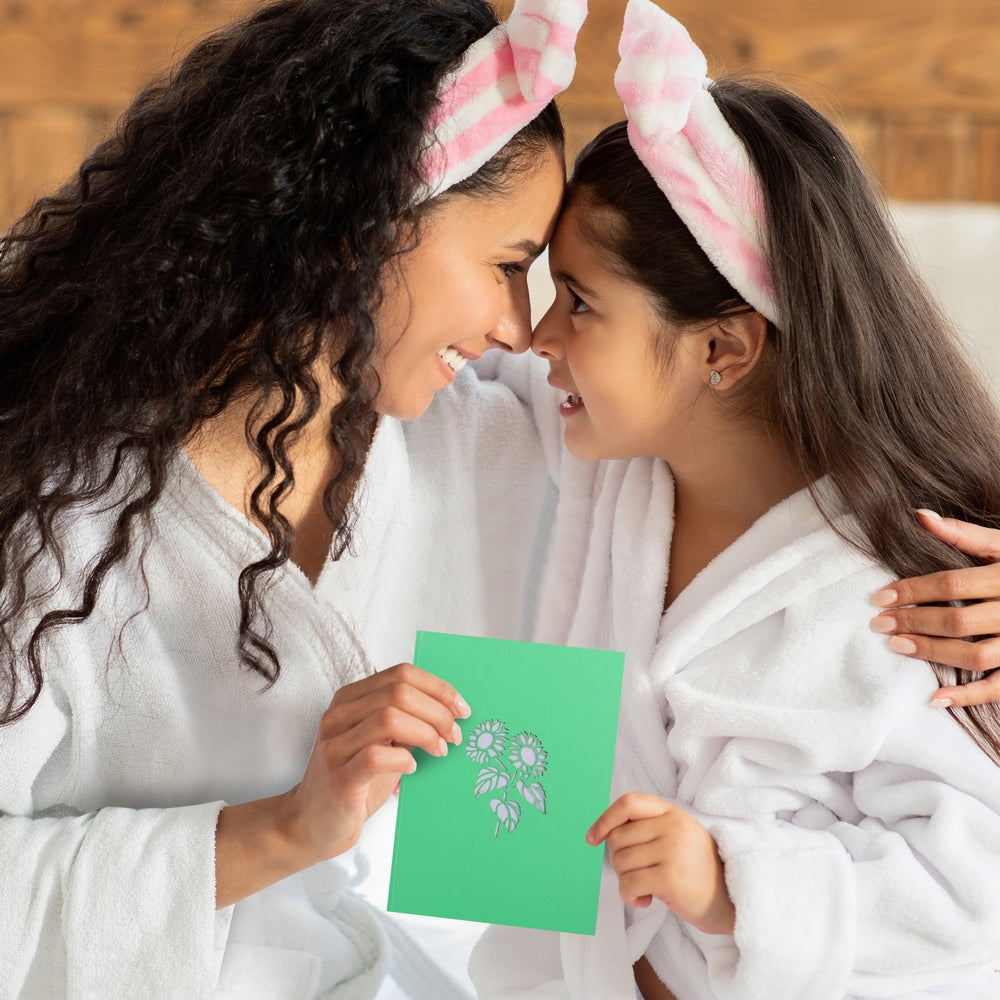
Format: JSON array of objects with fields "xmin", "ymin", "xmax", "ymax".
[
  {"xmin": 215, "ymin": 662, "xmax": 468, "ymax": 908},
  {"xmin": 870, "ymin": 510, "xmax": 1000, "ymax": 708}
]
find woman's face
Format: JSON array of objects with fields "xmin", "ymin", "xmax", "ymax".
[
  {"xmin": 373, "ymin": 147, "xmax": 565, "ymax": 420},
  {"xmin": 531, "ymin": 198, "xmax": 704, "ymax": 464}
]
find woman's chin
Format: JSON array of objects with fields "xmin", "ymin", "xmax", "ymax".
[{"xmin": 373, "ymin": 392, "xmax": 437, "ymax": 422}]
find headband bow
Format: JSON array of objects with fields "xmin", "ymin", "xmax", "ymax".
[
  {"xmin": 420, "ymin": 0, "xmax": 587, "ymax": 201},
  {"xmin": 614, "ymin": 0, "xmax": 780, "ymax": 325}
]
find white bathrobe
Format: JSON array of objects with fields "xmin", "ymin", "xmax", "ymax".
[
  {"xmin": 470, "ymin": 354, "xmax": 1000, "ymax": 999},
  {"xmin": 0, "ymin": 366, "xmax": 549, "ymax": 1000}
]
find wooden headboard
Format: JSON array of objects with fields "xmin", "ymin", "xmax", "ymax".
[{"xmin": 2, "ymin": 0, "xmax": 999, "ymax": 232}]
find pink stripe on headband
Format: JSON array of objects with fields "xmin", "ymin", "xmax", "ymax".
[
  {"xmin": 614, "ymin": 0, "xmax": 780, "ymax": 325},
  {"xmin": 419, "ymin": 0, "xmax": 587, "ymax": 201}
]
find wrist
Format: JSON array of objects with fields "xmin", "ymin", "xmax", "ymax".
[{"xmin": 215, "ymin": 790, "xmax": 323, "ymax": 909}]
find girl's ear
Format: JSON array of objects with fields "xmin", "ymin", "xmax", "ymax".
[{"xmin": 703, "ymin": 309, "xmax": 768, "ymax": 388}]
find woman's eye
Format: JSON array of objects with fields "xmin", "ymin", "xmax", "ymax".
[{"xmin": 498, "ymin": 262, "xmax": 526, "ymax": 279}]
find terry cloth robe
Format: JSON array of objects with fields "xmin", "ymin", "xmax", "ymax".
[
  {"xmin": 0, "ymin": 366, "xmax": 549, "ymax": 1000},
  {"xmin": 470, "ymin": 353, "xmax": 1000, "ymax": 1000},
  {"xmin": 319, "ymin": 365, "xmax": 555, "ymax": 999}
]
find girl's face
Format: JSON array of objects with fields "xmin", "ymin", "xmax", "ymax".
[
  {"xmin": 531, "ymin": 198, "xmax": 705, "ymax": 464},
  {"xmin": 373, "ymin": 148, "xmax": 565, "ymax": 420}
]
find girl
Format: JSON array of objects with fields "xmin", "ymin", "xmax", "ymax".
[
  {"xmin": 471, "ymin": 1, "xmax": 1000, "ymax": 997},
  {"xmin": 0, "ymin": 0, "xmax": 578, "ymax": 995}
]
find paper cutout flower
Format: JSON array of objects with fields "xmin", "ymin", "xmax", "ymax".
[
  {"xmin": 508, "ymin": 731, "xmax": 548, "ymax": 778},
  {"xmin": 466, "ymin": 718, "xmax": 550, "ymax": 837},
  {"xmin": 466, "ymin": 719, "xmax": 508, "ymax": 763}
]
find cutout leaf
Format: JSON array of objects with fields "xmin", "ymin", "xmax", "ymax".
[
  {"xmin": 475, "ymin": 766, "xmax": 510, "ymax": 798},
  {"xmin": 490, "ymin": 797, "xmax": 521, "ymax": 833},
  {"xmin": 517, "ymin": 779, "xmax": 547, "ymax": 814}
]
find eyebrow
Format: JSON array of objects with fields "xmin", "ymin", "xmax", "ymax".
[
  {"xmin": 505, "ymin": 239, "xmax": 545, "ymax": 258},
  {"xmin": 551, "ymin": 269, "xmax": 600, "ymax": 299}
]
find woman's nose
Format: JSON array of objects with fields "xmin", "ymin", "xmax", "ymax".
[{"xmin": 486, "ymin": 275, "xmax": 532, "ymax": 354}]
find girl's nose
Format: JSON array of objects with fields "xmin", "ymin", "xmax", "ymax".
[{"xmin": 530, "ymin": 302, "xmax": 562, "ymax": 359}]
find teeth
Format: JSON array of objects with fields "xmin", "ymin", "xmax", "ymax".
[
  {"xmin": 560, "ymin": 393, "xmax": 583, "ymax": 409},
  {"xmin": 437, "ymin": 347, "xmax": 468, "ymax": 374}
]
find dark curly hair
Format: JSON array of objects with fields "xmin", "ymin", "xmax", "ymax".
[
  {"xmin": 569, "ymin": 84, "xmax": 1000, "ymax": 763},
  {"xmin": 0, "ymin": 0, "xmax": 564, "ymax": 726}
]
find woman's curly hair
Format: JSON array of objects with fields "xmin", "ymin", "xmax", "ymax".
[{"xmin": 0, "ymin": 0, "xmax": 564, "ymax": 726}]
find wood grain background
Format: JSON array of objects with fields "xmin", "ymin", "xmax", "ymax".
[{"xmin": 2, "ymin": 0, "xmax": 999, "ymax": 231}]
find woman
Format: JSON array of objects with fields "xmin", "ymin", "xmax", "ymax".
[{"xmin": 0, "ymin": 0, "xmax": 574, "ymax": 995}]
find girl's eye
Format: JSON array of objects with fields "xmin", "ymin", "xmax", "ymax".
[{"xmin": 569, "ymin": 290, "xmax": 590, "ymax": 315}]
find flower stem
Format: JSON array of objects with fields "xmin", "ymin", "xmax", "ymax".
[{"xmin": 493, "ymin": 756, "xmax": 521, "ymax": 837}]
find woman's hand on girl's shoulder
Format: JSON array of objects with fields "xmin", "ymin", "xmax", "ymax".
[
  {"xmin": 586, "ymin": 793, "xmax": 735, "ymax": 936},
  {"xmin": 870, "ymin": 511, "xmax": 1000, "ymax": 707}
]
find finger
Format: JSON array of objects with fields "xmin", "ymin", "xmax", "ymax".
[
  {"xmin": 617, "ymin": 866, "xmax": 664, "ymax": 908},
  {"xmin": 932, "ymin": 671, "xmax": 1000, "ymax": 709},
  {"xmin": 339, "ymin": 745, "xmax": 418, "ymax": 822},
  {"xmin": 334, "ymin": 662, "xmax": 471, "ymax": 720},
  {"xmin": 883, "ymin": 633, "xmax": 1000, "ymax": 677},
  {"xmin": 326, "ymin": 702, "xmax": 456, "ymax": 764},
  {"xmin": 872, "ymin": 564, "xmax": 1000, "ymax": 608},
  {"xmin": 345, "ymin": 742, "xmax": 418, "ymax": 784},
  {"xmin": 329, "ymin": 677, "xmax": 466, "ymax": 747},
  {"xmin": 914, "ymin": 511, "xmax": 1000, "ymax": 563},
  {"xmin": 587, "ymin": 793, "xmax": 671, "ymax": 846},
  {"xmin": 607, "ymin": 837, "xmax": 671, "ymax": 879},
  {"xmin": 871, "ymin": 601, "xmax": 1000, "ymax": 640},
  {"xmin": 605, "ymin": 815, "xmax": 674, "ymax": 856}
]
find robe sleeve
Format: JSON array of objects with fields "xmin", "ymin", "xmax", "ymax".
[
  {"xmin": 701, "ymin": 708, "xmax": 1000, "ymax": 999},
  {"xmin": 0, "ymin": 674, "xmax": 233, "ymax": 998},
  {"xmin": 655, "ymin": 613, "xmax": 1000, "ymax": 1000},
  {"xmin": 469, "ymin": 924, "xmax": 572, "ymax": 999},
  {"xmin": 470, "ymin": 351, "xmax": 565, "ymax": 484}
]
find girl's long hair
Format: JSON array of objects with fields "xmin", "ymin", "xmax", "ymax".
[
  {"xmin": 570, "ymin": 80, "xmax": 1000, "ymax": 763},
  {"xmin": 0, "ymin": 0, "xmax": 563, "ymax": 726}
]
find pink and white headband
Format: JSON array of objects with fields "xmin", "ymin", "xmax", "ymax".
[
  {"xmin": 419, "ymin": 0, "xmax": 587, "ymax": 201},
  {"xmin": 614, "ymin": 0, "xmax": 780, "ymax": 326}
]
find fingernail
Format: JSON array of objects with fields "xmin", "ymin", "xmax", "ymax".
[
  {"xmin": 930, "ymin": 697, "xmax": 953, "ymax": 709},
  {"xmin": 455, "ymin": 695, "xmax": 471, "ymax": 719},
  {"xmin": 888, "ymin": 636, "xmax": 917, "ymax": 655},
  {"xmin": 438, "ymin": 738, "xmax": 449, "ymax": 757},
  {"xmin": 869, "ymin": 615, "xmax": 896, "ymax": 634},
  {"xmin": 450, "ymin": 722, "xmax": 462, "ymax": 745},
  {"xmin": 914, "ymin": 508, "xmax": 942, "ymax": 520},
  {"xmin": 872, "ymin": 588, "xmax": 899, "ymax": 608}
]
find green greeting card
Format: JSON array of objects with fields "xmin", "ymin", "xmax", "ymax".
[{"xmin": 387, "ymin": 630, "xmax": 624, "ymax": 935}]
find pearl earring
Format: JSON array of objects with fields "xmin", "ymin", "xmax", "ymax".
[{"xmin": 709, "ymin": 370, "xmax": 722, "ymax": 386}]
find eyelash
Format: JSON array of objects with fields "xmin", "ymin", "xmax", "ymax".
[{"xmin": 498, "ymin": 262, "xmax": 527, "ymax": 279}]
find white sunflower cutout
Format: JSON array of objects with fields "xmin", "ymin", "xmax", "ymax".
[{"xmin": 466, "ymin": 718, "xmax": 549, "ymax": 836}]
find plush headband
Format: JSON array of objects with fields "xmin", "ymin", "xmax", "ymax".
[
  {"xmin": 419, "ymin": 0, "xmax": 587, "ymax": 201},
  {"xmin": 614, "ymin": 0, "xmax": 780, "ymax": 326}
]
